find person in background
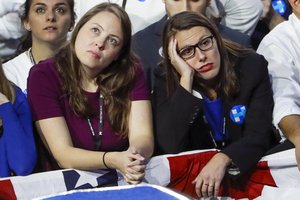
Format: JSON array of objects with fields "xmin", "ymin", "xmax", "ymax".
[
  {"xmin": 74, "ymin": 0, "xmax": 165, "ymax": 34},
  {"xmin": 260, "ymin": 0, "xmax": 286, "ymax": 30},
  {"xmin": 251, "ymin": 0, "xmax": 288, "ymax": 49},
  {"xmin": 257, "ymin": 0, "xmax": 300, "ymax": 169},
  {"xmin": 0, "ymin": 0, "xmax": 25, "ymax": 61},
  {"xmin": 0, "ymin": 61, "xmax": 36, "ymax": 177},
  {"xmin": 27, "ymin": 3, "xmax": 153, "ymax": 184},
  {"xmin": 3, "ymin": 0, "xmax": 76, "ymax": 94},
  {"xmin": 153, "ymin": 11, "xmax": 277, "ymax": 197},
  {"xmin": 132, "ymin": 0, "xmax": 252, "ymax": 91},
  {"xmin": 207, "ymin": 0, "xmax": 263, "ymax": 36},
  {"xmin": 0, "ymin": 0, "xmax": 165, "ymax": 62}
]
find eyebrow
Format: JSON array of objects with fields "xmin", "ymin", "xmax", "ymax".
[
  {"xmin": 32, "ymin": 2, "xmax": 67, "ymax": 7},
  {"xmin": 180, "ymin": 35, "xmax": 212, "ymax": 50}
]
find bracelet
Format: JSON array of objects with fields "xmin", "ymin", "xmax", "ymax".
[{"xmin": 102, "ymin": 152, "xmax": 110, "ymax": 169}]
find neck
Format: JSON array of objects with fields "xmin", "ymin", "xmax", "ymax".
[
  {"xmin": 81, "ymin": 73, "xmax": 98, "ymax": 92},
  {"xmin": 201, "ymin": 79, "xmax": 219, "ymax": 100},
  {"xmin": 206, "ymin": 88, "xmax": 218, "ymax": 100},
  {"xmin": 31, "ymin": 40, "xmax": 66, "ymax": 64}
]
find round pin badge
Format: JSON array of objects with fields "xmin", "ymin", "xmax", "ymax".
[{"xmin": 230, "ymin": 105, "xmax": 247, "ymax": 124}]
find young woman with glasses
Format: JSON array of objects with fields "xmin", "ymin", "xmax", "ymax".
[{"xmin": 152, "ymin": 12, "xmax": 277, "ymax": 198}]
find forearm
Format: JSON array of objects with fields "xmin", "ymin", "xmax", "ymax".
[
  {"xmin": 36, "ymin": 117, "xmax": 119, "ymax": 171},
  {"xmin": 279, "ymin": 115, "xmax": 300, "ymax": 147},
  {"xmin": 180, "ymin": 72, "xmax": 193, "ymax": 93},
  {"xmin": 0, "ymin": 102, "xmax": 36, "ymax": 175},
  {"xmin": 54, "ymin": 147, "xmax": 110, "ymax": 170},
  {"xmin": 128, "ymin": 100, "xmax": 154, "ymax": 159},
  {"xmin": 130, "ymin": 136, "xmax": 154, "ymax": 159}
]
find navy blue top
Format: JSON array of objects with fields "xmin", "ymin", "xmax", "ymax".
[{"xmin": 0, "ymin": 86, "xmax": 36, "ymax": 177}]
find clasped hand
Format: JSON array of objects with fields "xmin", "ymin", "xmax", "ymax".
[{"xmin": 118, "ymin": 147, "xmax": 146, "ymax": 185}]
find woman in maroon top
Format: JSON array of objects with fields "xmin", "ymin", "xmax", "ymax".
[{"xmin": 27, "ymin": 3, "xmax": 154, "ymax": 184}]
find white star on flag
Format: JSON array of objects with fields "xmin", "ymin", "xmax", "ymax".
[{"xmin": 75, "ymin": 170, "xmax": 108, "ymax": 188}]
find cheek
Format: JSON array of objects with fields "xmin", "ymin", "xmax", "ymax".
[
  {"xmin": 186, "ymin": 59, "xmax": 198, "ymax": 70},
  {"xmin": 214, "ymin": 53, "xmax": 221, "ymax": 70},
  {"xmin": 109, "ymin": 46, "xmax": 123, "ymax": 61},
  {"xmin": 29, "ymin": 18, "xmax": 42, "ymax": 31},
  {"xmin": 74, "ymin": 39, "xmax": 82, "ymax": 57},
  {"xmin": 104, "ymin": 51, "xmax": 120, "ymax": 64},
  {"xmin": 60, "ymin": 17, "xmax": 72, "ymax": 28},
  {"xmin": 74, "ymin": 31, "xmax": 86, "ymax": 49}
]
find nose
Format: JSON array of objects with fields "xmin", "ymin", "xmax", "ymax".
[
  {"xmin": 47, "ymin": 11, "xmax": 56, "ymax": 22},
  {"xmin": 95, "ymin": 37, "xmax": 106, "ymax": 51},
  {"xmin": 195, "ymin": 47, "xmax": 206, "ymax": 62},
  {"xmin": 181, "ymin": 1, "xmax": 192, "ymax": 11}
]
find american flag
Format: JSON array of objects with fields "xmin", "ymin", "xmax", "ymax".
[{"xmin": 1, "ymin": 149, "xmax": 300, "ymax": 200}]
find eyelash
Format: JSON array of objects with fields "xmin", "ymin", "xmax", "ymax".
[
  {"xmin": 35, "ymin": 7, "xmax": 66, "ymax": 14},
  {"xmin": 36, "ymin": 8, "xmax": 45, "ymax": 14},
  {"xmin": 108, "ymin": 37, "xmax": 118, "ymax": 46},
  {"xmin": 90, "ymin": 28, "xmax": 119, "ymax": 46},
  {"xmin": 91, "ymin": 27, "xmax": 100, "ymax": 33}
]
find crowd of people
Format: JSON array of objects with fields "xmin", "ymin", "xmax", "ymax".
[{"xmin": 0, "ymin": 0, "xmax": 298, "ymax": 198}]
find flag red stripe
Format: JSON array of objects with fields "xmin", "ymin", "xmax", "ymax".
[
  {"xmin": 167, "ymin": 151, "xmax": 277, "ymax": 199},
  {"xmin": 0, "ymin": 179, "xmax": 17, "ymax": 200}
]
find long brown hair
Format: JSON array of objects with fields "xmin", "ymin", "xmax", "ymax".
[
  {"xmin": 161, "ymin": 11, "xmax": 254, "ymax": 98},
  {"xmin": 55, "ymin": 3, "xmax": 138, "ymax": 138},
  {"xmin": 0, "ymin": 62, "xmax": 16, "ymax": 131}
]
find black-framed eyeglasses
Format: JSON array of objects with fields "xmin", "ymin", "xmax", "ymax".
[{"xmin": 177, "ymin": 35, "xmax": 214, "ymax": 60}]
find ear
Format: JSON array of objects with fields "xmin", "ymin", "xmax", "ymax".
[
  {"xmin": 23, "ymin": 19, "xmax": 31, "ymax": 31},
  {"xmin": 289, "ymin": 0, "xmax": 300, "ymax": 11},
  {"xmin": 290, "ymin": 0, "xmax": 300, "ymax": 6},
  {"xmin": 69, "ymin": 21, "xmax": 75, "ymax": 32}
]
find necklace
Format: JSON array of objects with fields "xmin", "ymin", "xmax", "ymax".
[
  {"xmin": 87, "ymin": 93, "xmax": 104, "ymax": 150},
  {"xmin": 28, "ymin": 48, "xmax": 36, "ymax": 65}
]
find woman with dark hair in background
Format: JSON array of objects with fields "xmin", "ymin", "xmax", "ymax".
[{"xmin": 3, "ymin": 0, "xmax": 76, "ymax": 94}]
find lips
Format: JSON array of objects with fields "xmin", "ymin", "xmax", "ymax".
[
  {"xmin": 43, "ymin": 26, "xmax": 57, "ymax": 31},
  {"xmin": 87, "ymin": 50, "xmax": 101, "ymax": 59},
  {"xmin": 198, "ymin": 63, "xmax": 213, "ymax": 73}
]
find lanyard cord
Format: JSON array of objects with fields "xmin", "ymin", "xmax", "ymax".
[
  {"xmin": 28, "ymin": 48, "xmax": 36, "ymax": 65},
  {"xmin": 87, "ymin": 93, "xmax": 104, "ymax": 150}
]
